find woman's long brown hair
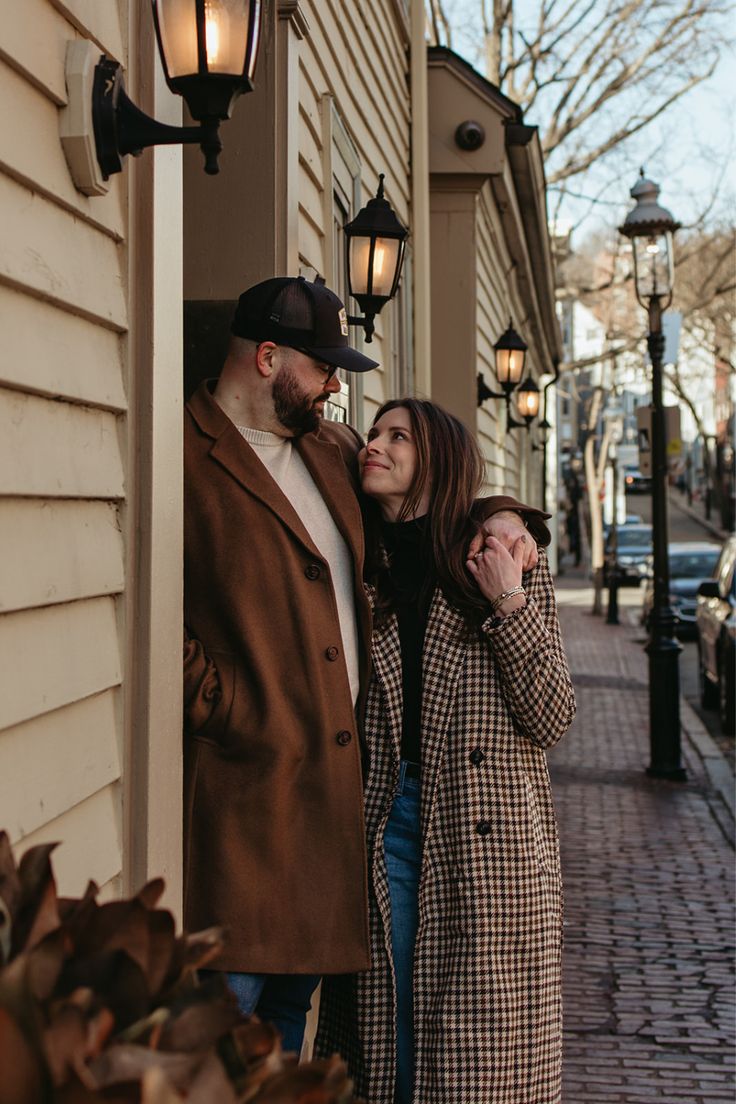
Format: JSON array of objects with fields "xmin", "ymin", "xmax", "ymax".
[{"xmin": 364, "ymin": 398, "xmax": 490, "ymax": 628}]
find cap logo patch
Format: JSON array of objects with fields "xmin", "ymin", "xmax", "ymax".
[{"xmin": 338, "ymin": 307, "xmax": 349, "ymax": 336}]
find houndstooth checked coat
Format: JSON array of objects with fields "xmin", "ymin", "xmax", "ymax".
[{"xmin": 315, "ymin": 550, "xmax": 575, "ymax": 1103}]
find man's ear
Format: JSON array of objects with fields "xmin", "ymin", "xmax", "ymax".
[{"xmin": 255, "ymin": 341, "xmax": 278, "ymax": 378}]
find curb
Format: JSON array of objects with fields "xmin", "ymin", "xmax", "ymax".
[
  {"xmin": 618, "ymin": 605, "xmax": 734, "ymax": 840},
  {"xmin": 680, "ymin": 697, "xmax": 735, "ymax": 841},
  {"xmin": 667, "ymin": 491, "xmax": 732, "ymax": 542}
]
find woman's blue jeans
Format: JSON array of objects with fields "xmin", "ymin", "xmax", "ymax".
[
  {"xmin": 384, "ymin": 760, "xmax": 422, "ymax": 1104},
  {"xmin": 201, "ymin": 970, "xmax": 319, "ymax": 1055}
]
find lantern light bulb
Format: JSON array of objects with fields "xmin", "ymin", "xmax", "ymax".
[{"xmin": 205, "ymin": 4, "xmax": 220, "ymax": 65}]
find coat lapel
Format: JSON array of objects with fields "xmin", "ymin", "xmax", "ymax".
[
  {"xmin": 189, "ymin": 382, "xmax": 348, "ymax": 563},
  {"xmin": 297, "ymin": 432, "xmax": 366, "ymax": 579},
  {"xmin": 420, "ymin": 591, "xmax": 468, "ymax": 835},
  {"xmin": 369, "ymin": 613, "xmax": 404, "ymax": 776}
]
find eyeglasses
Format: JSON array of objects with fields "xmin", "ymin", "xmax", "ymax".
[
  {"xmin": 288, "ymin": 346, "xmax": 339, "ymax": 382},
  {"xmin": 261, "ymin": 342, "xmax": 340, "ymax": 382}
]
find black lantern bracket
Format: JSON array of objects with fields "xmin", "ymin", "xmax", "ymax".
[
  {"xmin": 477, "ymin": 374, "xmax": 527, "ymax": 430},
  {"xmin": 60, "ymin": 41, "xmax": 225, "ymax": 196}
]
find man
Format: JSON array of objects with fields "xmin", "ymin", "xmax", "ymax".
[{"xmin": 183, "ymin": 276, "xmax": 549, "ymax": 1053}]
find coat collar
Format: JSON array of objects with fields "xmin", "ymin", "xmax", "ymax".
[{"xmin": 187, "ymin": 381, "xmax": 364, "ymax": 570}]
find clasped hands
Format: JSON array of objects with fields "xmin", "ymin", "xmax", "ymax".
[{"xmin": 466, "ymin": 510, "xmax": 535, "ymax": 617}]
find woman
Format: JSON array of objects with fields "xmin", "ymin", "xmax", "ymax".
[{"xmin": 316, "ymin": 399, "xmax": 576, "ymax": 1104}]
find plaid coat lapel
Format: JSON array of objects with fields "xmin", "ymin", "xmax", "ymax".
[
  {"xmin": 369, "ymin": 611, "xmax": 404, "ymax": 777},
  {"xmin": 419, "ymin": 591, "xmax": 467, "ymax": 836}
]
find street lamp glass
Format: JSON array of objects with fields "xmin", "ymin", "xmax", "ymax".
[{"xmin": 632, "ymin": 230, "xmax": 674, "ymax": 303}]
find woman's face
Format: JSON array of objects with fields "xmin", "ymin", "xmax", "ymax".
[{"xmin": 359, "ymin": 407, "xmax": 430, "ymax": 521}]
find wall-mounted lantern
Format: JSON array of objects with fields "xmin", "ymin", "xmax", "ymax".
[
  {"xmin": 344, "ymin": 175, "xmax": 408, "ymax": 343},
  {"xmin": 477, "ymin": 319, "xmax": 530, "ymax": 431},
  {"xmin": 512, "ymin": 375, "xmax": 540, "ymax": 429},
  {"xmin": 61, "ymin": 0, "xmax": 263, "ymax": 195}
]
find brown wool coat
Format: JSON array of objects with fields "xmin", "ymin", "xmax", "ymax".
[
  {"xmin": 183, "ymin": 382, "xmax": 374, "ymax": 974},
  {"xmin": 316, "ymin": 551, "xmax": 576, "ymax": 1103}
]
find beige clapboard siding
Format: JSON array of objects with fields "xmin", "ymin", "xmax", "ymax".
[
  {"xmin": 47, "ymin": 0, "xmax": 126, "ymax": 60},
  {"xmin": 0, "ymin": 173, "xmax": 127, "ymax": 330},
  {"xmin": 305, "ymin": 1, "xmax": 410, "ymax": 186},
  {"xmin": 0, "ymin": 285, "xmax": 126, "ymax": 410},
  {"xmin": 0, "ymin": 0, "xmax": 125, "ymax": 106},
  {"xmin": 15, "ymin": 783, "xmax": 123, "ymax": 898},
  {"xmin": 296, "ymin": 0, "xmax": 409, "ymax": 424},
  {"xmin": 0, "ymin": 499, "xmax": 124, "ymax": 614},
  {"xmin": 476, "ymin": 193, "xmax": 519, "ymax": 494},
  {"xmin": 0, "ymin": 689, "xmax": 121, "ymax": 842},
  {"xmin": 0, "ymin": 596, "xmax": 122, "ymax": 731},
  {"xmin": 0, "ymin": 389, "xmax": 124, "ymax": 500},
  {"xmin": 301, "ymin": 2, "xmax": 410, "ymax": 210},
  {"xmin": 0, "ymin": 60, "xmax": 125, "ymax": 242}
]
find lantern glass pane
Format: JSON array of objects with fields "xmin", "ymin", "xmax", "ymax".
[
  {"xmin": 349, "ymin": 236, "xmax": 401, "ymax": 297},
  {"xmin": 155, "ymin": 0, "xmax": 199, "ymax": 77},
  {"xmin": 517, "ymin": 388, "xmax": 540, "ymax": 419},
  {"xmin": 632, "ymin": 231, "xmax": 672, "ymax": 300},
  {"xmin": 156, "ymin": 0, "xmax": 252, "ymax": 77},
  {"xmin": 496, "ymin": 347, "xmax": 524, "ymax": 386},
  {"xmin": 203, "ymin": 0, "xmax": 250, "ymax": 75}
]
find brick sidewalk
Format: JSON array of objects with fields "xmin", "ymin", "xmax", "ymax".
[{"xmin": 552, "ymin": 575, "xmax": 735, "ymax": 1103}]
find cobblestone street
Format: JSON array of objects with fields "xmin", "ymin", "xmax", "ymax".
[{"xmin": 552, "ymin": 574, "xmax": 735, "ymax": 1102}]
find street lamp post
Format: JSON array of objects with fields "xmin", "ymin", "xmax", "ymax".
[{"xmin": 620, "ymin": 171, "xmax": 686, "ymax": 780}]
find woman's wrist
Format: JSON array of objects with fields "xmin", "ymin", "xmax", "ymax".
[{"xmin": 489, "ymin": 585, "xmax": 526, "ymax": 617}]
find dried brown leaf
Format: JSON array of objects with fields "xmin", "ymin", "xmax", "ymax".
[
  {"xmin": 13, "ymin": 844, "xmax": 60, "ymax": 957},
  {"xmin": 187, "ymin": 1052, "xmax": 239, "ymax": 1104},
  {"xmin": 135, "ymin": 880, "xmax": 166, "ymax": 912},
  {"xmin": 141, "ymin": 1066, "xmax": 184, "ymax": 1104},
  {"xmin": 58, "ymin": 950, "xmax": 149, "ymax": 1032},
  {"xmin": 157, "ymin": 990, "xmax": 241, "ymax": 1053},
  {"xmin": 0, "ymin": 1006, "xmax": 47, "ymax": 1104},
  {"xmin": 87, "ymin": 1044, "xmax": 204, "ymax": 1091},
  {"xmin": 251, "ymin": 1057, "xmax": 355, "ymax": 1104},
  {"xmin": 0, "ymin": 833, "xmax": 21, "ymax": 968}
]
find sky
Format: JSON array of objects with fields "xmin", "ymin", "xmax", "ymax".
[{"xmin": 438, "ymin": 0, "xmax": 736, "ymax": 247}]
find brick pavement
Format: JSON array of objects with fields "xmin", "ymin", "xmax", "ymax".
[{"xmin": 551, "ymin": 573, "xmax": 735, "ymax": 1103}]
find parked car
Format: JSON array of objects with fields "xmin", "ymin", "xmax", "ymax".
[
  {"xmin": 640, "ymin": 542, "xmax": 721, "ymax": 639},
  {"xmin": 624, "ymin": 468, "xmax": 652, "ymax": 494},
  {"xmin": 696, "ymin": 535, "xmax": 736, "ymax": 734},
  {"xmin": 604, "ymin": 513, "xmax": 643, "ymax": 538},
  {"xmin": 605, "ymin": 523, "xmax": 653, "ymax": 586}
]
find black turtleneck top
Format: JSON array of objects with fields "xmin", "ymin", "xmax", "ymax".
[{"xmin": 379, "ymin": 515, "xmax": 435, "ymax": 765}]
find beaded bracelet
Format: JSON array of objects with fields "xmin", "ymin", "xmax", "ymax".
[{"xmin": 489, "ymin": 585, "xmax": 525, "ymax": 614}]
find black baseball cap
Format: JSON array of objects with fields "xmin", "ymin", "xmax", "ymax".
[{"xmin": 231, "ymin": 276, "xmax": 379, "ymax": 374}]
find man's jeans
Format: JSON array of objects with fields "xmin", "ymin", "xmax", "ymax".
[
  {"xmin": 207, "ymin": 970, "xmax": 320, "ymax": 1055},
  {"xmin": 384, "ymin": 760, "xmax": 422, "ymax": 1104}
]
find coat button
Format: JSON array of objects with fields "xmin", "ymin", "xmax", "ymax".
[
  {"xmin": 470, "ymin": 748, "xmax": 485, "ymax": 766},
  {"xmin": 476, "ymin": 820, "xmax": 491, "ymax": 836},
  {"xmin": 336, "ymin": 730, "xmax": 352, "ymax": 746},
  {"xmin": 305, "ymin": 563, "xmax": 321, "ymax": 580},
  {"xmin": 325, "ymin": 646, "xmax": 339, "ymax": 661}
]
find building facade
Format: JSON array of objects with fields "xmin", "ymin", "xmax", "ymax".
[{"xmin": 0, "ymin": 1, "xmax": 560, "ymax": 905}]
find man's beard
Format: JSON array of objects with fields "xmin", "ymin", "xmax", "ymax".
[{"xmin": 273, "ymin": 366, "xmax": 328, "ymax": 436}]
